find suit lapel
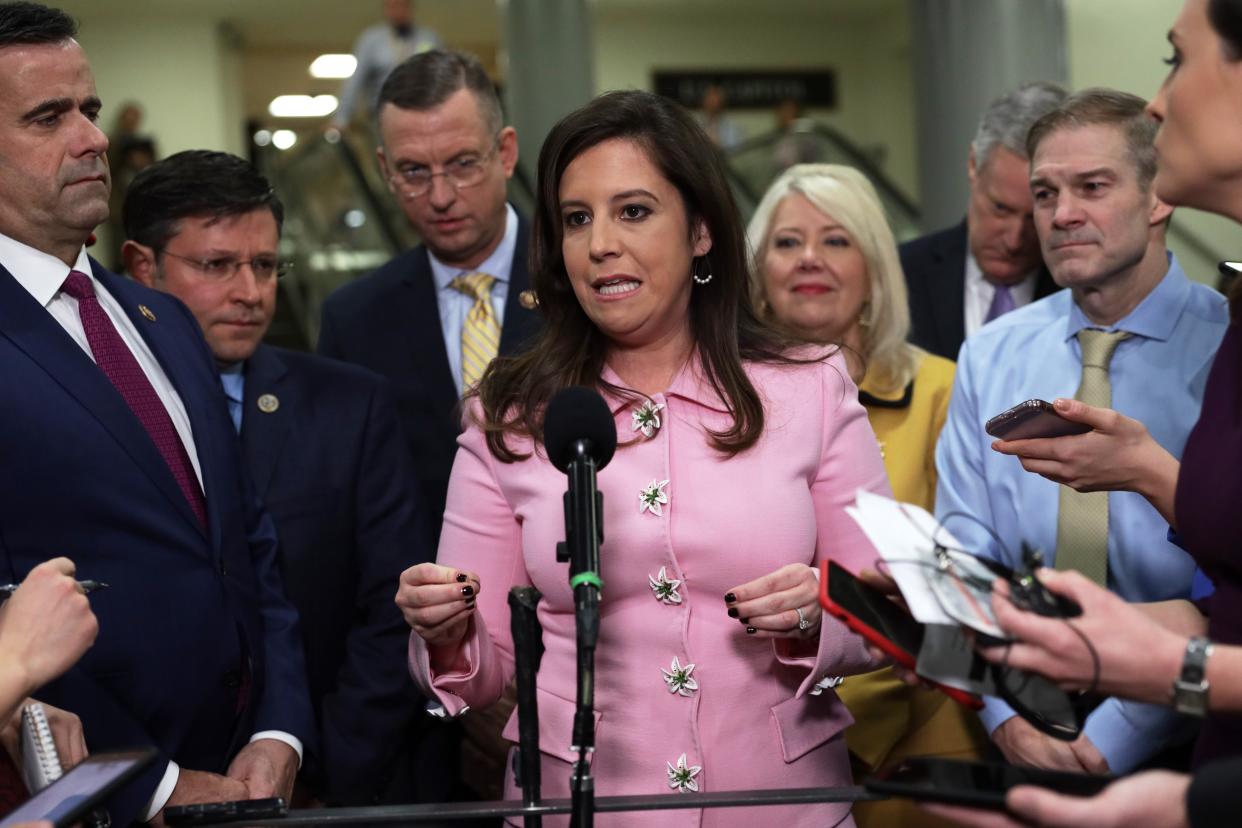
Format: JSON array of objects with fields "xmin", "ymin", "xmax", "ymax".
[
  {"xmin": 239, "ymin": 345, "xmax": 292, "ymax": 498},
  {"xmin": 94, "ymin": 265, "xmax": 215, "ymax": 542},
  {"xmin": 932, "ymin": 222, "xmax": 968, "ymax": 356},
  {"xmin": 402, "ymin": 248, "xmax": 460, "ymax": 431},
  {"xmin": 499, "ymin": 216, "xmax": 540, "ymax": 356},
  {"xmin": 0, "ymin": 264, "xmax": 205, "ymax": 539}
]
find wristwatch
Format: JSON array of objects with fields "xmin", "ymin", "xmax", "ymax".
[{"xmin": 1172, "ymin": 636, "xmax": 1213, "ymax": 717}]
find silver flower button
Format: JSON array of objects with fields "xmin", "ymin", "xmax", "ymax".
[
  {"xmin": 808, "ymin": 675, "xmax": 845, "ymax": 696},
  {"xmin": 639, "ymin": 479, "xmax": 670, "ymax": 516},
  {"xmin": 661, "ymin": 656, "xmax": 699, "ymax": 697},
  {"xmin": 632, "ymin": 399, "xmax": 666, "ymax": 439},
  {"xmin": 666, "ymin": 753, "xmax": 702, "ymax": 793}
]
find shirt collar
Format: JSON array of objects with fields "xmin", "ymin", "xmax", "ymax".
[
  {"xmin": 599, "ymin": 350, "xmax": 731, "ymax": 415},
  {"xmin": 1064, "ymin": 252, "xmax": 1189, "ymax": 343},
  {"xmin": 219, "ymin": 362, "xmax": 245, "ymax": 403},
  {"xmin": 0, "ymin": 231, "xmax": 92, "ymax": 307},
  {"xmin": 429, "ymin": 203, "xmax": 518, "ymax": 292},
  {"xmin": 965, "ymin": 247, "xmax": 1038, "ymax": 303}
]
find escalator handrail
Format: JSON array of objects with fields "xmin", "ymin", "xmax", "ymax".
[
  {"xmin": 727, "ymin": 121, "xmax": 920, "ymax": 221},
  {"xmin": 331, "ymin": 136, "xmax": 406, "ymax": 255}
]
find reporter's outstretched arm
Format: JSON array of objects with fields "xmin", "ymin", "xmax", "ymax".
[{"xmin": 990, "ymin": 399, "xmax": 1180, "ymax": 525}]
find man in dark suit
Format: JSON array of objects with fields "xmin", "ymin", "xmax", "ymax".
[
  {"xmin": 900, "ymin": 82, "xmax": 1067, "ymax": 360},
  {"xmin": 121, "ymin": 149, "xmax": 439, "ymax": 806},
  {"xmin": 318, "ymin": 49, "xmax": 540, "ymax": 549},
  {"xmin": 0, "ymin": 5, "xmax": 313, "ymax": 824}
]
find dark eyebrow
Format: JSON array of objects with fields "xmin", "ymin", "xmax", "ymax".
[
  {"xmin": 20, "ymin": 95, "xmax": 101, "ymax": 124},
  {"xmin": 1074, "ymin": 167, "xmax": 1117, "ymax": 182},
  {"xmin": 611, "ymin": 189, "xmax": 659, "ymax": 203}
]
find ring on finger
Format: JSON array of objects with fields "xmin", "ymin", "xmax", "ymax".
[{"xmin": 795, "ymin": 606, "xmax": 812, "ymax": 631}]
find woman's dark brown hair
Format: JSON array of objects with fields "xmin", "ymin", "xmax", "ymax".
[
  {"xmin": 475, "ymin": 90, "xmax": 812, "ymax": 462},
  {"xmin": 1209, "ymin": 0, "xmax": 1242, "ymax": 318}
]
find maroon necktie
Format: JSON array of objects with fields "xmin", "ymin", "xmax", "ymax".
[{"xmin": 61, "ymin": 271, "xmax": 207, "ymax": 527}]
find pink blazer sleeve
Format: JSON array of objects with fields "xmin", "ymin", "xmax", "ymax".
[
  {"xmin": 777, "ymin": 353, "xmax": 893, "ymax": 695},
  {"xmin": 408, "ymin": 416, "xmax": 531, "ymax": 715}
]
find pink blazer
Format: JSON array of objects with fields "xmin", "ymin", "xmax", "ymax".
[{"xmin": 410, "ymin": 352, "xmax": 891, "ymax": 827}]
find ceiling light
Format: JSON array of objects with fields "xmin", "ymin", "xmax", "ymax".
[
  {"xmin": 268, "ymin": 94, "xmax": 338, "ymax": 118},
  {"xmin": 272, "ymin": 130, "xmax": 298, "ymax": 150},
  {"xmin": 310, "ymin": 54, "xmax": 357, "ymax": 79}
]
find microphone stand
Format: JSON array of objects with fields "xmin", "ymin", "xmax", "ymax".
[
  {"xmin": 556, "ymin": 440, "xmax": 604, "ymax": 828},
  {"xmin": 508, "ymin": 587, "xmax": 544, "ymax": 828}
]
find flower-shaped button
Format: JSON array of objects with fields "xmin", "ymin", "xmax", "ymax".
[
  {"xmin": 666, "ymin": 753, "xmax": 702, "ymax": 793},
  {"xmin": 639, "ymin": 479, "xmax": 670, "ymax": 516},
  {"xmin": 661, "ymin": 656, "xmax": 699, "ymax": 697},
  {"xmin": 632, "ymin": 400, "xmax": 666, "ymax": 439},
  {"xmin": 648, "ymin": 567, "xmax": 683, "ymax": 605},
  {"xmin": 808, "ymin": 675, "xmax": 845, "ymax": 696}
]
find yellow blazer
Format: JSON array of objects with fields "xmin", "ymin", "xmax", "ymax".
[{"xmin": 839, "ymin": 351, "xmax": 987, "ymax": 828}]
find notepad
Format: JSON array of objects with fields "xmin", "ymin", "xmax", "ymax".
[{"xmin": 19, "ymin": 702, "xmax": 62, "ymax": 793}]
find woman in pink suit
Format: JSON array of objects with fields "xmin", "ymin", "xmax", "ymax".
[{"xmin": 398, "ymin": 90, "xmax": 891, "ymax": 827}]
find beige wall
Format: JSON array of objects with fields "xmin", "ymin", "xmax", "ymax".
[
  {"xmin": 1067, "ymin": 0, "xmax": 1235, "ymax": 285},
  {"xmin": 591, "ymin": 5, "xmax": 918, "ymax": 201}
]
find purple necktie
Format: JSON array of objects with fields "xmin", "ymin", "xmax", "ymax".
[
  {"xmin": 61, "ymin": 271, "xmax": 207, "ymax": 528},
  {"xmin": 985, "ymin": 284, "xmax": 1016, "ymax": 323}
]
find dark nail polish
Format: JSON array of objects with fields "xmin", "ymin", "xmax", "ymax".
[
  {"xmin": 465, "ymin": 598, "xmax": 476, "ymax": 608},
  {"xmin": 727, "ymin": 607, "xmax": 739, "ymax": 618},
  {"xmin": 462, "ymin": 585, "xmax": 475, "ymax": 597},
  {"xmin": 740, "ymin": 617, "xmax": 749, "ymax": 624},
  {"xmin": 724, "ymin": 592, "xmax": 737, "ymax": 603},
  {"xmin": 746, "ymin": 626, "xmax": 757, "ymax": 635},
  {"xmin": 456, "ymin": 573, "xmax": 468, "ymax": 583}
]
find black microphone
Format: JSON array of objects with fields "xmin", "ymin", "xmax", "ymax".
[
  {"xmin": 543, "ymin": 386, "xmax": 617, "ymax": 474},
  {"xmin": 542, "ymin": 387, "xmax": 616, "ymax": 828}
]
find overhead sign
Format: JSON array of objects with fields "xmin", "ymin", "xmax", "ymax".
[{"xmin": 653, "ymin": 70, "xmax": 838, "ymax": 110}]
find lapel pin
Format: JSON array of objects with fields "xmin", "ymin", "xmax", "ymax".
[
  {"xmin": 138, "ymin": 304, "xmax": 157, "ymax": 322},
  {"xmin": 519, "ymin": 289, "xmax": 539, "ymax": 310},
  {"xmin": 257, "ymin": 393, "xmax": 280, "ymax": 414}
]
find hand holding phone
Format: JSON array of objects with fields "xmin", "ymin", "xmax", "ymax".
[
  {"xmin": 985, "ymin": 399, "xmax": 1091, "ymax": 441},
  {"xmin": 818, "ymin": 561, "xmax": 984, "ymax": 710}
]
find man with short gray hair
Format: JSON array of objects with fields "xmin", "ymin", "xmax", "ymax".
[{"xmin": 901, "ymin": 81, "xmax": 1066, "ymax": 360}]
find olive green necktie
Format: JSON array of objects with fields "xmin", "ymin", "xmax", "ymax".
[
  {"xmin": 1054, "ymin": 329, "xmax": 1131, "ymax": 585},
  {"xmin": 450, "ymin": 272, "xmax": 500, "ymax": 391}
]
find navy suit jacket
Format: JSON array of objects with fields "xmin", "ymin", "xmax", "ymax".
[
  {"xmin": 239, "ymin": 344, "xmax": 430, "ymax": 804},
  {"xmin": 899, "ymin": 221, "xmax": 1058, "ymax": 361},
  {"xmin": 317, "ymin": 216, "xmax": 541, "ymax": 542},
  {"xmin": 0, "ymin": 260, "xmax": 314, "ymax": 824}
]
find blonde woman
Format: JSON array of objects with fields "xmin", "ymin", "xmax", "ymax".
[{"xmin": 747, "ymin": 164, "xmax": 986, "ymax": 828}]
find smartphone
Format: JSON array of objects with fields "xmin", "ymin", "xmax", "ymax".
[
  {"xmin": 985, "ymin": 399, "xmax": 1091, "ymax": 440},
  {"xmin": 164, "ymin": 797, "xmax": 287, "ymax": 826},
  {"xmin": 866, "ymin": 757, "xmax": 1113, "ymax": 810},
  {"xmin": 0, "ymin": 748, "xmax": 158, "ymax": 827},
  {"xmin": 818, "ymin": 560, "xmax": 983, "ymax": 710}
]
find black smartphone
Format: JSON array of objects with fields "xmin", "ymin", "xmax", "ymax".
[
  {"xmin": 985, "ymin": 399, "xmax": 1091, "ymax": 440},
  {"xmin": 819, "ymin": 561, "xmax": 983, "ymax": 709},
  {"xmin": 866, "ymin": 757, "xmax": 1113, "ymax": 810},
  {"xmin": 164, "ymin": 797, "xmax": 287, "ymax": 826},
  {"xmin": 0, "ymin": 748, "xmax": 158, "ymax": 828}
]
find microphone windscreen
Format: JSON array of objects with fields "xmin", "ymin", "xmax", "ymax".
[{"xmin": 543, "ymin": 386, "xmax": 618, "ymax": 473}]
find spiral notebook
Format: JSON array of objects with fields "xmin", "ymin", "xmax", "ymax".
[{"xmin": 19, "ymin": 703, "xmax": 62, "ymax": 794}]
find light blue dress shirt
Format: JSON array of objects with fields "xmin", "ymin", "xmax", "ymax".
[
  {"xmin": 934, "ymin": 254, "xmax": 1228, "ymax": 772},
  {"xmin": 428, "ymin": 203, "xmax": 517, "ymax": 397},
  {"xmin": 219, "ymin": 364, "xmax": 245, "ymax": 434}
]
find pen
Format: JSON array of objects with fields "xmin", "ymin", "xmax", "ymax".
[{"xmin": 0, "ymin": 580, "xmax": 109, "ymax": 599}]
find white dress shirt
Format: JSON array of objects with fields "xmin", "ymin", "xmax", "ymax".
[
  {"xmin": 0, "ymin": 234, "xmax": 301, "ymax": 818},
  {"xmin": 963, "ymin": 250, "xmax": 1039, "ymax": 338}
]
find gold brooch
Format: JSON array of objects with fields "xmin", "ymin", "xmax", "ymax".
[{"xmin": 257, "ymin": 393, "xmax": 280, "ymax": 414}]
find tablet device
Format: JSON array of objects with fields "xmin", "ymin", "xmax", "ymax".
[
  {"xmin": 819, "ymin": 560, "xmax": 984, "ymax": 710},
  {"xmin": 0, "ymin": 748, "xmax": 158, "ymax": 827},
  {"xmin": 866, "ymin": 757, "xmax": 1113, "ymax": 810}
]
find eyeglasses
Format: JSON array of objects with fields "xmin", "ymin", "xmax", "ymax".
[
  {"xmin": 389, "ymin": 137, "xmax": 500, "ymax": 198},
  {"xmin": 162, "ymin": 251, "xmax": 291, "ymax": 283}
]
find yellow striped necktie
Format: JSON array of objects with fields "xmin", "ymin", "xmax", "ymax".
[
  {"xmin": 450, "ymin": 272, "xmax": 501, "ymax": 391},
  {"xmin": 1054, "ymin": 328, "xmax": 1131, "ymax": 586}
]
